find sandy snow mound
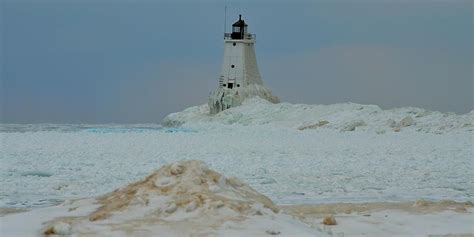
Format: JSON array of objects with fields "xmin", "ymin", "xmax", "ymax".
[
  {"xmin": 37, "ymin": 160, "xmax": 323, "ymax": 237},
  {"xmin": 162, "ymin": 97, "xmax": 473, "ymax": 134}
]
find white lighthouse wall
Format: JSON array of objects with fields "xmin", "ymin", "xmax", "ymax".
[
  {"xmin": 221, "ymin": 41, "xmax": 244, "ymax": 87},
  {"xmin": 220, "ymin": 40, "xmax": 264, "ymax": 87},
  {"xmin": 243, "ymin": 43, "xmax": 264, "ymax": 85},
  {"xmin": 210, "ymin": 38, "xmax": 279, "ymax": 114}
]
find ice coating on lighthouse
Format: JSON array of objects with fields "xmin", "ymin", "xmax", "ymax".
[{"xmin": 209, "ymin": 15, "xmax": 279, "ymax": 114}]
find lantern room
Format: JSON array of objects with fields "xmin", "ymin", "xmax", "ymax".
[{"xmin": 231, "ymin": 15, "xmax": 248, "ymax": 40}]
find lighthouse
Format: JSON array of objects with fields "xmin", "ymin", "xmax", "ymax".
[{"xmin": 208, "ymin": 15, "xmax": 279, "ymax": 114}]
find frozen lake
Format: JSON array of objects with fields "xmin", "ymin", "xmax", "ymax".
[{"xmin": 1, "ymin": 124, "xmax": 472, "ymax": 209}]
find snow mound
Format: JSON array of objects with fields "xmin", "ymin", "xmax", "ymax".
[
  {"xmin": 87, "ymin": 160, "xmax": 277, "ymax": 221},
  {"xmin": 162, "ymin": 97, "xmax": 473, "ymax": 134},
  {"xmin": 40, "ymin": 160, "xmax": 322, "ymax": 236}
]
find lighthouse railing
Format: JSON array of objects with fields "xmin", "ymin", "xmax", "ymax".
[{"xmin": 224, "ymin": 33, "xmax": 256, "ymax": 41}]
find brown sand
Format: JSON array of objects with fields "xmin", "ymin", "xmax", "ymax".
[
  {"xmin": 0, "ymin": 207, "xmax": 28, "ymax": 217},
  {"xmin": 281, "ymin": 199, "xmax": 473, "ymax": 220}
]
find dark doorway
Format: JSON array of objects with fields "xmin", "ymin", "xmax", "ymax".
[{"xmin": 227, "ymin": 83, "xmax": 234, "ymax": 89}]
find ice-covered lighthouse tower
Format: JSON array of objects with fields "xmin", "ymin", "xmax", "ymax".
[{"xmin": 208, "ymin": 15, "xmax": 279, "ymax": 114}]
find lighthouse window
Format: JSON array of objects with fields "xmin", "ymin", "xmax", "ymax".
[
  {"xmin": 231, "ymin": 65, "xmax": 235, "ymax": 68},
  {"xmin": 237, "ymin": 84, "xmax": 240, "ymax": 87},
  {"xmin": 233, "ymin": 43, "xmax": 236, "ymax": 46}
]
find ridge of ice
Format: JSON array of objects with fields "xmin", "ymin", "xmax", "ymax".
[{"xmin": 162, "ymin": 97, "xmax": 473, "ymax": 134}]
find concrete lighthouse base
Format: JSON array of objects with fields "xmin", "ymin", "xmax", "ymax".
[{"xmin": 208, "ymin": 84, "xmax": 279, "ymax": 114}]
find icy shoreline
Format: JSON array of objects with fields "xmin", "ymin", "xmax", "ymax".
[
  {"xmin": 2, "ymin": 205, "xmax": 473, "ymax": 236},
  {"xmin": 1, "ymin": 161, "xmax": 473, "ymax": 237},
  {"xmin": 1, "ymin": 98, "xmax": 472, "ymax": 235},
  {"xmin": 1, "ymin": 97, "xmax": 473, "ymax": 208}
]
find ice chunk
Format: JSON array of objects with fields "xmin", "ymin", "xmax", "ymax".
[
  {"xmin": 322, "ymin": 214, "xmax": 337, "ymax": 225},
  {"xmin": 400, "ymin": 116, "xmax": 415, "ymax": 127},
  {"xmin": 21, "ymin": 171, "xmax": 53, "ymax": 177},
  {"xmin": 43, "ymin": 222, "xmax": 71, "ymax": 235},
  {"xmin": 341, "ymin": 120, "xmax": 367, "ymax": 131}
]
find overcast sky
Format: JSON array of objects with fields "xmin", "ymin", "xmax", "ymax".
[{"xmin": 1, "ymin": 0, "xmax": 473, "ymax": 123}]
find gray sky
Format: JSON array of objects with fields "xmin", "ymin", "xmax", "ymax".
[{"xmin": 1, "ymin": 0, "xmax": 473, "ymax": 123}]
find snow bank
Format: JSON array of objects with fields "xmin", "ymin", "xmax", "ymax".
[
  {"xmin": 283, "ymin": 201, "xmax": 474, "ymax": 236},
  {"xmin": 162, "ymin": 97, "xmax": 473, "ymax": 133},
  {"xmin": 1, "ymin": 160, "xmax": 324, "ymax": 237}
]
